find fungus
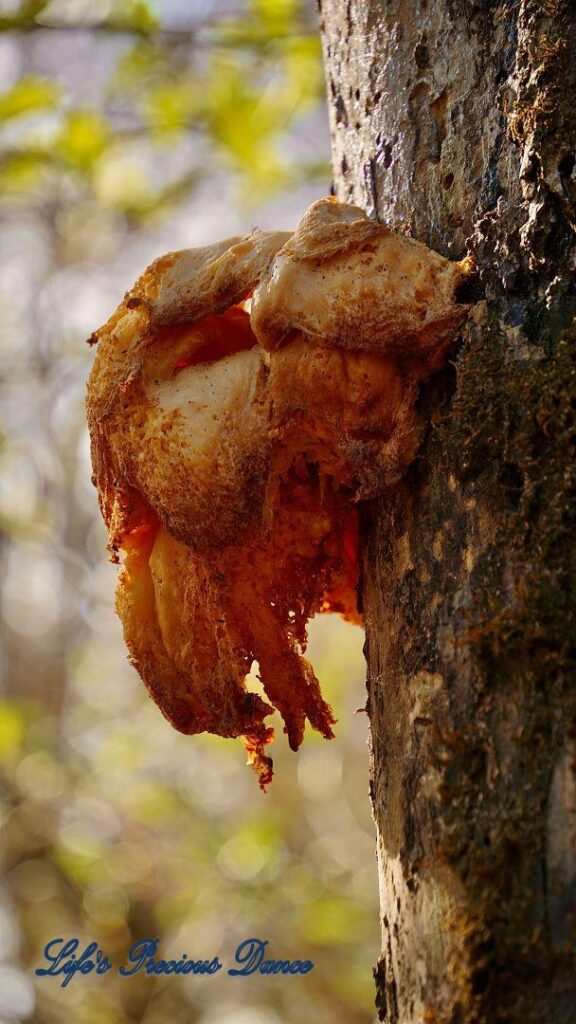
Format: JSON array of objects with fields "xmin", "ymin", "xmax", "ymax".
[{"xmin": 86, "ymin": 198, "xmax": 472, "ymax": 788}]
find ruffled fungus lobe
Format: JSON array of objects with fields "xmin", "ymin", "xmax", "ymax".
[{"xmin": 87, "ymin": 198, "xmax": 471, "ymax": 788}]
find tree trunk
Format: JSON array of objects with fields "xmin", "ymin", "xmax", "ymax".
[{"xmin": 319, "ymin": 2, "xmax": 576, "ymax": 1021}]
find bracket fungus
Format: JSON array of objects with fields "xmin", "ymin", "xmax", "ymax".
[{"xmin": 87, "ymin": 198, "xmax": 472, "ymax": 788}]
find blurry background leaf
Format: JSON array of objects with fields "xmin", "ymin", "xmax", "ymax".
[
  {"xmin": 0, "ymin": 150, "xmax": 51, "ymax": 193},
  {"xmin": 55, "ymin": 111, "xmax": 109, "ymax": 171},
  {"xmin": 142, "ymin": 79, "xmax": 200, "ymax": 139},
  {"xmin": 0, "ymin": 700, "xmax": 26, "ymax": 762},
  {"xmin": 0, "ymin": 76, "xmax": 61, "ymax": 122},
  {"xmin": 107, "ymin": 0, "xmax": 160, "ymax": 34}
]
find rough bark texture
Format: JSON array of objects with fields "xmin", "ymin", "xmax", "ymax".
[{"xmin": 319, "ymin": 3, "xmax": 576, "ymax": 1022}]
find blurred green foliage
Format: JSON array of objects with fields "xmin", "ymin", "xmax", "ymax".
[
  {"xmin": 0, "ymin": 0, "xmax": 328, "ymax": 212},
  {"xmin": 0, "ymin": 75, "xmax": 61, "ymax": 120},
  {"xmin": 0, "ymin": 622, "xmax": 378, "ymax": 1023},
  {"xmin": 0, "ymin": 3, "xmax": 379, "ymax": 1022}
]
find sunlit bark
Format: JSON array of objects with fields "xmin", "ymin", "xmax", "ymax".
[{"xmin": 320, "ymin": 2, "xmax": 576, "ymax": 1020}]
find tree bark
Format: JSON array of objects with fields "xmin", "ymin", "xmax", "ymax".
[{"xmin": 319, "ymin": 2, "xmax": 576, "ymax": 1022}]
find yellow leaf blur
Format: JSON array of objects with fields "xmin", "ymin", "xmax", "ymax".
[
  {"xmin": 56, "ymin": 110, "xmax": 109, "ymax": 171},
  {"xmin": 0, "ymin": 700, "xmax": 25, "ymax": 761},
  {"xmin": 0, "ymin": 76, "xmax": 61, "ymax": 121}
]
